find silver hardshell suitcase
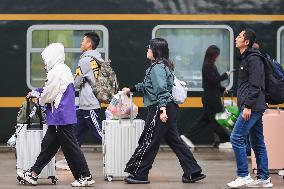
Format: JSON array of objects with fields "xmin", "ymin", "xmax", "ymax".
[
  {"xmin": 102, "ymin": 92, "xmax": 145, "ymax": 181},
  {"xmin": 15, "ymin": 98, "xmax": 57, "ymax": 185}
]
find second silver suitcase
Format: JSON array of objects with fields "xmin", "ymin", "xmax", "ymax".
[{"xmin": 102, "ymin": 119, "xmax": 145, "ymax": 181}]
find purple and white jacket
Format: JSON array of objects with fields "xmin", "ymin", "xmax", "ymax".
[{"xmin": 34, "ymin": 43, "xmax": 77, "ymax": 126}]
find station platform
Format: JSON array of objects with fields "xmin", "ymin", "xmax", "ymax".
[{"xmin": 0, "ymin": 147, "xmax": 283, "ymax": 188}]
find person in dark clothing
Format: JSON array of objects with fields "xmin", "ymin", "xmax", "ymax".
[
  {"xmin": 181, "ymin": 45, "xmax": 231, "ymax": 149},
  {"xmin": 227, "ymin": 29, "xmax": 272, "ymax": 188},
  {"xmin": 122, "ymin": 38, "xmax": 206, "ymax": 184}
]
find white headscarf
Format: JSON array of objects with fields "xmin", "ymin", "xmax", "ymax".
[{"xmin": 39, "ymin": 43, "xmax": 74, "ymax": 108}]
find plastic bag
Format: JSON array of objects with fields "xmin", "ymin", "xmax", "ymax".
[
  {"xmin": 215, "ymin": 106, "xmax": 240, "ymax": 129},
  {"xmin": 7, "ymin": 134, "xmax": 16, "ymax": 147},
  {"xmin": 105, "ymin": 92, "xmax": 138, "ymax": 120}
]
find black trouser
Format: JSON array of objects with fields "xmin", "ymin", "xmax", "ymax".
[
  {"xmin": 31, "ymin": 125, "xmax": 91, "ymax": 180},
  {"xmin": 125, "ymin": 102, "xmax": 202, "ymax": 179},
  {"xmin": 185, "ymin": 95, "xmax": 230, "ymax": 143},
  {"xmin": 76, "ymin": 109, "xmax": 102, "ymax": 146}
]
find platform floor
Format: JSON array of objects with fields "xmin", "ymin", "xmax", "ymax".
[{"xmin": 0, "ymin": 148, "xmax": 283, "ymax": 188}]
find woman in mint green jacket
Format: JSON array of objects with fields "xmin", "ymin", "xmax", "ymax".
[{"xmin": 122, "ymin": 38, "xmax": 205, "ymax": 184}]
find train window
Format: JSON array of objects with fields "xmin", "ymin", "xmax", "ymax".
[
  {"xmin": 27, "ymin": 25, "xmax": 109, "ymax": 89},
  {"xmin": 277, "ymin": 26, "xmax": 284, "ymax": 68},
  {"xmin": 152, "ymin": 25, "xmax": 234, "ymax": 91}
]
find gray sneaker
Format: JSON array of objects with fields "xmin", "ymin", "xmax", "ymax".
[{"xmin": 246, "ymin": 177, "xmax": 273, "ymax": 188}]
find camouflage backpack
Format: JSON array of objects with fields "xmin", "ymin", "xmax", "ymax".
[{"xmin": 89, "ymin": 57, "xmax": 119, "ymax": 104}]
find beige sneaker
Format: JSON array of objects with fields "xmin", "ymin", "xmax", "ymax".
[
  {"xmin": 218, "ymin": 142, "xmax": 232, "ymax": 149},
  {"xmin": 246, "ymin": 177, "xmax": 273, "ymax": 188}
]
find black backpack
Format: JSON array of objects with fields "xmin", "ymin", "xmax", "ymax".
[{"xmin": 254, "ymin": 53, "xmax": 284, "ymax": 105}]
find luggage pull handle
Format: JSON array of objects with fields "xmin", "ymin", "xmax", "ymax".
[
  {"xmin": 118, "ymin": 91, "xmax": 134, "ymax": 125},
  {"xmin": 222, "ymin": 90, "xmax": 234, "ymax": 107},
  {"xmin": 26, "ymin": 97, "xmax": 43, "ymax": 129}
]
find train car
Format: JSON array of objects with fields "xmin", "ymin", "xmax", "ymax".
[{"xmin": 1, "ymin": 0, "xmax": 284, "ymax": 145}]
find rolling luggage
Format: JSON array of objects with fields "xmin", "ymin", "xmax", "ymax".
[
  {"xmin": 102, "ymin": 92, "xmax": 145, "ymax": 181},
  {"xmin": 251, "ymin": 109, "xmax": 284, "ymax": 173},
  {"xmin": 15, "ymin": 98, "xmax": 57, "ymax": 184}
]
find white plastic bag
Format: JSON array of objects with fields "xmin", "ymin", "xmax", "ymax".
[
  {"xmin": 7, "ymin": 133, "xmax": 16, "ymax": 147},
  {"xmin": 105, "ymin": 92, "xmax": 138, "ymax": 120},
  {"xmin": 172, "ymin": 74, "xmax": 188, "ymax": 104}
]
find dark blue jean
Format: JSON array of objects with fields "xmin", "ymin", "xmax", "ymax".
[
  {"xmin": 75, "ymin": 109, "xmax": 102, "ymax": 146},
  {"xmin": 230, "ymin": 110, "xmax": 269, "ymax": 179}
]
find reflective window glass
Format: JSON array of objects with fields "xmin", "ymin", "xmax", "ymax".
[
  {"xmin": 27, "ymin": 25, "xmax": 108, "ymax": 89},
  {"xmin": 153, "ymin": 26, "xmax": 233, "ymax": 91}
]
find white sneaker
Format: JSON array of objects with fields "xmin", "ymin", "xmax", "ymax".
[
  {"xmin": 56, "ymin": 159, "xmax": 70, "ymax": 170},
  {"xmin": 71, "ymin": 175, "xmax": 95, "ymax": 187},
  {"xmin": 218, "ymin": 142, "xmax": 232, "ymax": 149},
  {"xmin": 279, "ymin": 170, "xmax": 284, "ymax": 176},
  {"xmin": 227, "ymin": 175, "xmax": 254, "ymax": 188},
  {"xmin": 180, "ymin": 135, "xmax": 195, "ymax": 148},
  {"xmin": 246, "ymin": 177, "xmax": 273, "ymax": 188},
  {"xmin": 17, "ymin": 170, "xmax": 38, "ymax": 185}
]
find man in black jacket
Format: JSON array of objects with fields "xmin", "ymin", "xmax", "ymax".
[{"xmin": 227, "ymin": 29, "xmax": 273, "ymax": 188}]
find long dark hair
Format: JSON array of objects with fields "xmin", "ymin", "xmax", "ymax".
[
  {"xmin": 203, "ymin": 45, "xmax": 220, "ymax": 66},
  {"xmin": 149, "ymin": 38, "xmax": 174, "ymax": 70}
]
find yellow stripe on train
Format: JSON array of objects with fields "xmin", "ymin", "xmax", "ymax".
[{"xmin": 0, "ymin": 97, "xmax": 283, "ymax": 108}]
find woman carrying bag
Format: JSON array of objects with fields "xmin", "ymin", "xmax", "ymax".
[{"xmin": 122, "ymin": 38, "xmax": 205, "ymax": 184}]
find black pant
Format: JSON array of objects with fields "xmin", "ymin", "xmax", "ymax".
[
  {"xmin": 125, "ymin": 102, "xmax": 202, "ymax": 179},
  {"xmin": 185, "ymin": 95, "xmax": 230, "ymax": 143},
  {"xmin": 31, "ymin": 125, "xmax": 91, "ymax": 180}
]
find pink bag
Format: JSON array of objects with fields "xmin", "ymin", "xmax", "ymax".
[{"xmin": 105, "ymin": 92, "xmax": 138, "ymax": 120}]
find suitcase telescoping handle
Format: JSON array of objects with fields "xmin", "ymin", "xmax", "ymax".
[
  {"xmin": 222, "ymin": 90, "xmax": 234, "ymax": 106},
  {"xmin": 118, "ymin": 91, "xmax": 134, "ymax": 124},
  {"xmin": 26, "ymin": 97, "xmax": 43, "ymax": 129}
]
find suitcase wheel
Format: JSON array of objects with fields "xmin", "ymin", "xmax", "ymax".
[
  {"xmin": 19, "ymin": 180, "xmax": 26, "ymax": 185},
  {"xmin": 252, "ymin": 168, "xmax": 257, "ymax": 174},
  {"xmin": 52, "ymin": 179, "xmax": 58, "ymax": 185},
  {"xmin": 17, "ymin": 176, "xmax": 26, "ymax": 185},
  {"xmin": 48, "ymin": 176, "xmax": 58, "ymax": 185},
  {"xmin": 106, "ymin": 176, "xmax": 113, "ymax": 182}
]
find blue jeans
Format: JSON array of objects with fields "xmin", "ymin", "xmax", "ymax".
[{"xmin": 230, "ymin": 110, "xmax": 269, "ymax": 179}]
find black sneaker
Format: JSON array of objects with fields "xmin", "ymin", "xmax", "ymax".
[
  {"xmin": 17, "ymin": 170, "xmax": 38, "ymax": 185},
  {"xmin": 182, "ymin": 172, "xmax": 206, "ymax": 183},
  {"xmin": 125, "ymin": 176, "xmax": 150, "ymax": 184}
]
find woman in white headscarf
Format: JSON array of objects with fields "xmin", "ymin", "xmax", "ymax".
[{"xmin": 17, "ymin": 43, "xmax": 95, "ymax": 187}]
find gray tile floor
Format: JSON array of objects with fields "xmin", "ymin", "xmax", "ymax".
[{"xmin": 0, "ymin": 148, "xmax": 283, "ymax": 189}]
